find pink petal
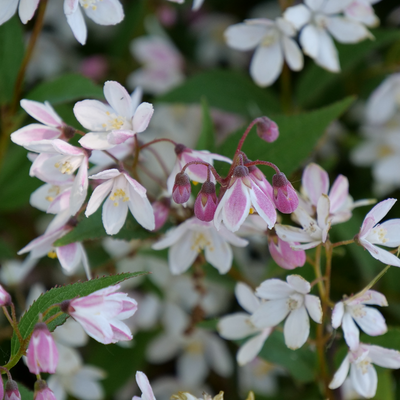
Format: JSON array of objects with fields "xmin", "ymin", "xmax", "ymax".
[
  {"xmin": 21, "ymin": 100, "xmax": 62, "ymax": 127},
  {"xmin": 329, "ymin": 175, "xmax": 349, "ymax": 214},
  {"xmin": 11, "ymin": 124, "xmax": 61, "ymax": 146},
  {"xmin": 302, "ymin": 163, "xmax": 329, "ymax": 206},
  {"xmin": 249, "ymin": 182, "xmax": 277, "ymax": 229}
]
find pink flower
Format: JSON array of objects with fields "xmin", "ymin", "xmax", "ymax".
[
  {"xmin": 152, "ymin": 198, "xmax": 170, "ymax": 231},
  {"xmin": 0, "ymin": 285, "xmax": 11, "ymax": 306},
  {"xmin": 34, "ymin": 380, "xmax": 56, "ymax": 400},
  {"xmin": 256, "ymin": 116, "xmax": 279, "ymax": 143},
  {"xmin": 194, "ymin": 181, "xmax": 218, "ymax": 222},
  {"xmin": 172, "ymin": 172, "xmax": 191, "ymax": 204},
  {"xmin": 214, "ymin": 165, "xmax": 276, "ymax": 232},
  {"xmin": 27, "ymin": 323, "xmax": 59, "ymax": 374},
  {"xmin": 132, "ymin": 371, "xmax": 156, "ymax": 400},
  {"xmin": 356, "ymin": 198, "xmax": 400, "ymax": 267},
  {"xmin": 267, "ymin": 235, "xmax": 306, "ymax": 270},
  {"xmin": 61, "ymin": 285, "xmax": 137, "ymax": 344},
  {"xmin": 272, "ymin": 172, "xmax": 299, "ymax": 213},
  {"xmin": 5, "ymin": 380, "xmax": 21, "ymax": 400}
]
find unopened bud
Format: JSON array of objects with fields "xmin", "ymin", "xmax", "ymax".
[
  {"xmin": 268, "ymin": 234, "xmax": 305, "ymax": 270},
  {"xmin": 152, "ymin": 198, "xmax": 170, "ymax": 231},
  {"xmin": 0, "ymin": 285, "xmax": 12, "ymax": 306},
  {"xmin": 256, "ymin": 117, "xmax": 279, "ymax": 143},
  {"xmin": 34, "ymin": 380, "xmax": 56, "ymax": 400},
  {"xmin": 272, "ymin": 172, "xmax": 298, "ymax": 213},
  {"xmin": 172, "ymin": 172, "xmax": 191, "ymax": 204},
  {"xmin": 194, "ymin": 181, "xmax": 218, "ymax": 222},
  {"xmin": 5, "ymin": 380, "xmax": 21, "ymax": 400}
]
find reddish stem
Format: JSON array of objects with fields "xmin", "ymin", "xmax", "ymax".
[
  {"xmin": 244, "ymin": 160, "xmax": 281, "ymax": 174},
  {"xmin": 235, "ymin": 118, "xmax": 261, "ymax": 155},
  {"xmin": 181, "ymin": 161, "xmax": 223, "ymax": 184},
  {"xmin": 139, "ymin": 138, "xmax": 177, "ymax": 150}
]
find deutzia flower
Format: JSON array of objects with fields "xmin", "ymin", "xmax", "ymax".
[
  {"xmin": 225, "ymin": 17, "xmax": 303, "ymax": 87},
  {"xmin": 284, "ymin": 0, "xmax": 372, "ymax": 72},
  {"xmin": 329, "ymin": 343, "xmax": 400, "ymax": 398},
  {"xmin": 0, "ymin": 0, "xmax": 39, "ymax": 25},
  {"xmin": 74, "ymin": 81, "xmax": 153, "ymax": 150},
  {"xmin": 331, "ymin": 290, "xmax": 388, "ymax": 350},
  {"xmin": 85, "ymin": 168, "xmax": 155, "ymax": 235},
  {"xmin": 152, "ymin": 217, "xmax": 248, "ymax": 274},
  {"xmin": 344, "ymin": 0, "xmax": 381, "ymax": 27},
  {"xmin": 218, "ymin": 283, "xmax": 272, "ymax": 365},
  {"xmin": 355, "ymin": 198, "xmax": 400, "ymax": 267},
  {"xmin": 251, "ymin": 275, "xmax": 322, "ymax": 350}
]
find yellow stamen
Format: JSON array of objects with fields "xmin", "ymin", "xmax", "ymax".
[
  {"xmin": 192, "ymin": 181, "xmax": 199, "ymax": 186},
  {"xmin": 47, "ymin": 251, "xmax": 57, "ymax": 259},
  {"xmin": 249, "ymin": 207, "xmax": 255, "ymax": 214}
]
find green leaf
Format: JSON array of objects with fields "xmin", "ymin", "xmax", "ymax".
[
  {"xmin": 296, "ymin": 29, "xmax": 400, "ymax": 107},
  {"xmin": 157, "ymin": 69, "xmax": 281, "ymax": 116},
  {"xmin": 0, "ymin": 17, "xmax": 24, "ymax": 104},
  {"xmin": 196, "ymin": 97, "xmax": 216, "ymax": 152},
  {"xmin": 258, "ymin": 331, "xmax": 316, "ymax": 383},
  {"xmin": 25, "ymin": 73, "xmax": 103, "ymax": 105},
  {"xmin": 218, "ymin": 96, "xmax": 355, "ymax": 176},
  {"xmin": 18, "ymin": 383, "xmax": 34, "ymax": 400},
  {"xmin": 54, "ymin": 209, "xmax": 154, "ymax": 246},
  {"xmin": 375, "ymin": 369, "xmax": 395, "ymax": 400},
  {"xmin": 11, "ymin": 272, "xmax": 145, "ymax": 358},
  {"xmin": 361, "ymin": 327, "xmax": 400, "ymax": 350}
]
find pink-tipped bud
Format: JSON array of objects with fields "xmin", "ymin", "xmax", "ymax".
[
  {"xmin": 268, "ymin": 235, "xmax": 305, "ymax": 270},
  {"xmin": 34, "ymin": 380, "xmax": 56, "ymax": 400},
  {"xmin": 5, "ymin": 380, "xmax": 21, "ymax": 400},
  {"xmin": 272, "ymin": 172, "xmax": 299, "ymax": 213},
  {"xmin": 256, "ymin": 117, "xmax": 279, "ymax": 143},
  {"xmin": 194, "ymin": 181, "xmax": 218, "ymax": 222},
  {"xmin": 152, "ymin": 198, "xmax": 170, "ymax": 231},
  {"xmin": 0, "ymin": 285, "xmax": 11, "ymax": 306},
  {"xmin": 26, "ymin": 323, "xmax": 59, "ymax": 374},
  {"xmin": 172, "ymin": 172, "xmax": 191, "ymax": 204}
]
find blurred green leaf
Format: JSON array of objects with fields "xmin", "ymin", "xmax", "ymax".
[
  {"xmin": 0, "ymin": 238, "xmax": 16, "ymax": 259},
  {"xmin": 218, "ymin": 96, "xmax": 355, "ymax": 176},
  {"xmin": 157, "ymin": 69, "xmax": 281, "ymax": 116},
  {"xmin": 361, "ymin": 327, "xmax": 400, "ymax": 350},
  {"xmin": 375, "ymin": 368, "xmax": 395, "ymax": 400},
  {"xmin": 0, "ymin": 17, "xmax": 24, "ymax": 104},
  {"xmin": 11, "ymin": 272, "xmax": 145, "ymax": 357},
  {"xmin": 25, "ymin": 73, "xmax": 103, "ymax": 105},
  {"xmin": 296, "ymin": 29, "xmax": 400, "ymax": 107},
  {"xmin": 259, "ymin": 331, "xmax": 316, "ymax": 383},
  {"xmin": 18, "ymin": 382, "xmax": 34, "ymax": 400},
  {"xmin": 54, "ymin": 209, "xmax": 155, "ymax": 246},
  {"xmin": 196, "ymin": 97, "xmax": 216, "ymax": 152}
]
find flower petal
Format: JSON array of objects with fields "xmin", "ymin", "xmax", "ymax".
[
  {"xmin": 302, "ymin": 163, "xmax": 329, "ymax": 206},
  {"xmin": 367, "ymin": 345, "xmax": 400, "ymax": 369},
  {"xmin": 235, "ymin": 282, "xmax": 260, "ymax": 314},
  {"xmin": 350, "ymin": 362, "xmax": 377, "ymax": 398},
  {"xmin": 251, "ymin": 299, "xmax": 290, "ymax": 328},
  {"xmin": 329, "ymin": 354, "xmax": 350, "ymax": 389},
  {"xmin": 218, "ymin": 313, "xmax": 258, "ymax": 340},
  {"xmin": 287, "ymin": 275, "xmax": 310, "ymax": 294},
  {"xmin": 343, "ymin": 313, "xmax": 360, "ymax": 350},
  {"xmin": 305, "ymin": 294, "xmax": 322, "ymax": 323},
  {"xmin": 21, "ymin": 100, "xmax": 62, "ymax": 127},
  {"xmin": 353, "ymin": 307, "xmax": 387, "ymax": 336},
  {"xmin": 327, "ymin": 16, "xmax": 371, "ymax": 44},
  {"xmin": 85, "ymin": 179, "xmax": 113, "ymax": 217},
  {"xmin": 224, "ymin": 23, "xmax": 266, "ymax": 51},
  {"xmin": 65, "ymin": 5, "xmax": 87, "ymax": 45},
  {"xmin": 237, "ymin": 329, "xmax": 271, "ymax": 366},
  {"xmin": 103, "ymin": 80, "xmax": 132, "ymax": 119},
  {"xmin": 102, "ymin": 197, "xmax": 129, "ymax": 235},
  {"xmin": 331, "ymin": 301, "xmax": 345, "ymax": 328},
  {"xmin": 283, "ymin": 4, "xmax": 311, "ymax": 30},
  {"xmin": 256, "ymin": 279, "xmax": 294, "ymax": 300},
  {"xmin": 249, "ymin": 182, "xmax": 277, "ymax": 228},
  {"xmin": 284, "ymin": 306, "xmax": 309, "ymax": 349},
  {"xmin": 133, "ymin": 102, "xmax": 154, "ymax": 133}
]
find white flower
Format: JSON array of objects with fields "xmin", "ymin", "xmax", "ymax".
[
  {"xmin": 251, "ymin": 275, "xmax": 322, "ymax": 350},
  {"xmin": 86, "ymin": 168, "xmax": 155, "ymax": 234},
  {"xmin": 331, "ymin": 290, "xmax": 387, "ymax": 350},
  {"xmin": 218, "ymin": 283, "xmax": 272, "ymax": 366},
  {"xmin": 133, "ymin": 371, "xmax": 156, "ymax": 400},
  {"xmin": 64, "ymin": 0, "xmax": 124, "ymax": 45},
  {"xmin": 74, "ymin": 81, "xmax": 153, "ymax": 150},
  {"xmin": 225, "ymin": 17, "xmax": 303, "ymax": 87},
  {"xmin": 344, "ymin": 0, "xmax": 381, "ymax": 27},
  {"xmin": 152, "ymin": 217, "xmax": 248, "ymax": 275},
  {"xmin": 0, "ymin": 0, "xmax": 39, "ymax": 25},
  {"xmin": 356, "ymin": 198, "xmax": 400, "ymax": 267},
  {"xmin": 329, "ymin": 343, "xmax": 400, "ymax": 398},
  {"xmin": 284, "ymin": 0, "xmax": 372, "ymax": 72}
]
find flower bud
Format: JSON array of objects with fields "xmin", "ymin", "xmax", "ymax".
[
  {"xmin": 194, "ymin": 181, "xmax": 218, "ymax": 222},
  {"xmin": 272, "ymin": 172, "xmax": 298, "ymax": 213},
  {"xmin": 5, "ymin": 380, "xmax": 21, "ymax": 400},
  {"xmin": 0, "ymin": 285, "xmax": 12, "ymax": 306},
  {"xmin": 152, "ymin": 198, "xmax": 170, "ymax": 231},
  {"xmin": 256, "ymin": 117, "xmax": 279, "ymax": 143},
  {"xmin": 26, "ymin": 323, "xmax": 59, "ymax": 374},
  {"xmin": 268, "ymin": 234, "xmax": 305, "ymax": 270},
  {"xmin": 172, "ymin": 172, "xmax": 191, "ymax": 204},
  {"xmin": 34, "ymin": 380, "xmax": 56, "ymax": 400}
]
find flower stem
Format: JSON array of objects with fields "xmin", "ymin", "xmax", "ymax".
[
  {"xmin": 235, "ymin": 118, "xmax": 261, "ymax": 155},
  {"xmin": 43, "ymin": 311, "xmax": 64, "ymax": 326},
  {"xmin": 332, "ymin": 239, "xmax": 354, "ymax": 248},
  {"xmin": 244, "ymin": 160, "xmax": 281, "ymax": 174},
  {"xmin": 139, "ymin": 138, "xmax": 177, "ymax": 150}
]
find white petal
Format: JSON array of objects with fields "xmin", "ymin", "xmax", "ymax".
[
  {"xmin": 275, "ymin": 224, "xmax": 313, "ymax": 243},
  {"xmin": 0, "ymin": 0, "xmax": 18, "ymax": 25},
  {"xmin": 321, "ymin": 0, "xmax": 354, "ymax": 14},
  {"xmin": 353, "ymin": 307, "xmax": 387, "ymax": 336},
  {"xmin": 331, "ymin": 301, "xmax": 345, "ymax": 328},
  {"xmin": 256, "ymin": 279, "xmax": 294, "ymax": 300},
  {"xmin": 127, "ymin": 184, "xmax": 155, "ymax": 231},
  {"xmin": 19, "ymin": 0, "xmax": 40, "ymax": 23},
  {"xmin": 315, "ymin": 28, "xmax": 340, "ymax": 72},
  {"xmin": 251, "ymin": 299, "xmax": 290, "ymax": 328},
  {"xmin": 300, "ymin": 24, "xmax": 320, "ymax": 59},
  {"xmin": 224, "ymin": 23, "xmax": 266, "ymax": 51},
  {"xmin": 237, "ymin": 330, "xmax": 271, "ymax": 366},
  {"xmin": 103, "ymin": 81, "xmax": 132, "ymax": 119},
  {"xmin": 65, "ymin": 6, "xmax": 87, "ymax": 45},
  {"xmin": 287, "ymin": 275, "xmax": 310, "ymax": 294},
  {"xmin": 329, "ymin": 354, "xmax": 350, "ymax": 389},
  {"xmin": 284, "ymin": 306, "xmax": 309, "ymax": 349},
  {"xmin": 235, "ymin": 282, "xmax": 260, "ymax": 314},
  {"xmin": 132, "ymin": 102, "xmax": 154, "ymax": 133},
  {"xmin": 305, "ymin": 294, "xmax": 322, "ymax": 323},
  {"xmin": 21, "ymin": 100, "xmax": 62, "ymax": 127},
  {"xmin": 168, "ymin": 235, "xmax": 198, "ymax": 274},
  {"xmin": 74, "ymin": 99, "xmax": 114, "ymax": 131},
  {"xmin": 327, "ymin": 16, "xmax": 371, "ymax": 44},
  {"xmin": 205, "ymin": 230, "xmax": 232, "ymax": 274},
  {"xmin": 146, "ymin": 334, "xmax": 180, "ymax": 363},
  {"xmin": 102, "ymin": 197, "xmax": 129, "ymax": 235},
  {"xmin": 362, "ymin": 241, "xmax": 400, "ymax": 267},
  {"xmin": 368, "ymin": 345, "xmax": 400, "ymax": 369},
  {"xmin": 343, "ymin": 313, "xmax": 360, "ymax": 350},
  {"xmin": 152, "ymin": 221, "xmax": 190, "ymax": 250},
  {"xmin": 282, "ymin": 36, "xmax": 303, "ymax": 71},
  {"xmin": 350, "ymin": 362, "xmax": 377, "ymax": 398},
  {"xmin": 83, "ymin": 0, "xmax": 124, "ymax": 26},
  {"xmin": 283, "ymin": 4, "xmax": 311, "ymax": 29},
  {"xmin": 218, "ymin": 313, "xmax": 258, "ymax": 340},
  {"xmin": 85, "ymin": 180, "xmax": 113, "ymax": 217},
  {"xmin": 205, "ymin": 334, "xmax": 233, "ymax": 377},
  {"xmin": 79, "ymin": 132, "xmax": 112, "ymax": 150}
]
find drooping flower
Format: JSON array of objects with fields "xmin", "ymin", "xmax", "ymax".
[
  {"xmin": 172, "ymin": 172, "xmax": 192, "ymax": 204},
  {"xmin": 61, "ymin": 284, "xmax": 137, "ymax": 344},
  {"xmin": 329, "ymin": 343, "xmax": 400, "ymax": 398},
  {"xmin": 225, "ymin": 18, "xmax": 303, "ymax": 87},
  {"xmin": 218, "ymin": 283, "xmax": 272, "ymax": 365},
  {"xmin": 34, "ymin": 380, "xmax": 57, "ymax": 400},
  {"xmin": 256, "ymin": 117, "xmax": 279, "ymax": 143},
  {"xmin": 331, "ymin": 290, "xmax": 387, "ymax": 350},
  {"xmin": 5, "ymin": 380, "xmax": 21, "ymax": 400},
  {"xmin": 85, "ymin": 168, "xmax": 155, "ymax": 234},
  {"xmin": 251, "ymin": 275, "xmax": 322, "ymax": 350},
  {"xmin": 355, "ymin": 198, "xmax": 400, "ymax": 267},
  {"xmin": 74, "ymin": 81, "xmax": 153, "ymax": 150},
  {"xmin": 152, "ymin": 217, "xmax": 248, "ymax": 274},
  {"xmin": 271, "ymin": 172, "xmax": 299, "ymax": 214},
  {"xmin": 194, "ymin": 181, "xmax": 218, "ymax": 222}
]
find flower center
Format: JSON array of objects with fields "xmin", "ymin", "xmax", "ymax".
[
  {"xmin": 261, "ymin": 29, "xmax": 278, "ymax": 47},
  {"xmin": 102, "ymin": 111, "xmax": 129, "ymax": 131},
  {"xmin": 356, "ymin": 357, "xmax": 372, "ymax": 374},
  {"xmin": 110, "ymin": 188, "xmax": 129, "ymax": 207},
  {"xmin": 314, "ymin": 14, "xmax": 328, "ymax": 29},
  {"xmin": 54, "ymin": 156, "xmax": 81, "ymax": 175},
  {"xmin": 80, "ymin": 0, "xmax": 102, "ymax": 11},
  {"xmin": 349, "ymin": 304, "xmax": 366, "ymax": 318},
  {"xmin": 45, "ymin": 185, "xmax": 61, "ymax": 202},
  {"xmin": 371, "ymin": 226, "xmax": 388, "ymax": 243},
  {"xmin": 287, "ymin": 293, "xmax": 304, "ymax": 310},
  {"xmin": 191, "ymin": 232, "xmax": 213, "ymax": 253}
]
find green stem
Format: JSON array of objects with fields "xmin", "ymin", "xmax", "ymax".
[
  {"xmin": 332, "ymin": 239, "xmax": 354, "ymax": 248},
  {"xmin": 43, "ymin": 311, "xmax": 64, "ymax": 325}
]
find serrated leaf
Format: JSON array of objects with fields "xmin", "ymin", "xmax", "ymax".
[
  {"xmin": 0, "ymin": 17, "xmax": 24, "ymax": 104},
  {"xmin": 258, "ymin": 330, "xmax": 316, "ymax": 382},
  {"xmin": 157, "ymin": 69, "xmax": 281, "ymax": 116},
  {"xmin": 296, "ymin": 29, "xmax": 400, "ymax": 107},
  {"xmin": 54, "ymin": 209, "xmax": 155, "ymax": 246},
  {"xmin": 11, "ymin": 272, "xmax": 145, "ymax": 358},
  {"xmin": 217, "ymin": 96, "xmax": 355, "ymax": 177},
  {"xmin": 25, "ymin": 73, "xmax": 103, "ymax": 105},
  {"xmin": 196, "ymin": 97, "xmax": 216, "ymax": 152}
]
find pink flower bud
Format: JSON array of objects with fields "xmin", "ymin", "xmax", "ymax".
[
  {"xmin": 272, "ymin": 172, "xmax": 298, "ymax": 213},
  {"xmin": 5, "ymin": 380, "xmax": 21, "ymax": 400},
  {"xmin": 26, "ymin": 323, "xmax": 59, "ymax": 375},
  {"xmin": 256, "ymin": 117, "xmax": 279, "ymax": 143},
  {"xmin": 194, "ymin": 181, "xmax": 218, "ymax": 222},
  {"xmin": 0, "ymin": 285, "xmax": 11, "ymax": 306},
  {"xmin": 0, "ymin": 376, "xmax": 3, "ymax": 400},
  {"xmin": 34, "ymin": 380, "xmax": 56, "ymax": 400},
  {"xmin": 268, "ymin": 235, "xmax": 306, "ymax": 270},
  {"xmin": 172, "ymin": 172, "xmax": 191, "ymax": 204},
  {"xmin": 152, "ymin": 198, "xmax": 170, "ymax": 231}
]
